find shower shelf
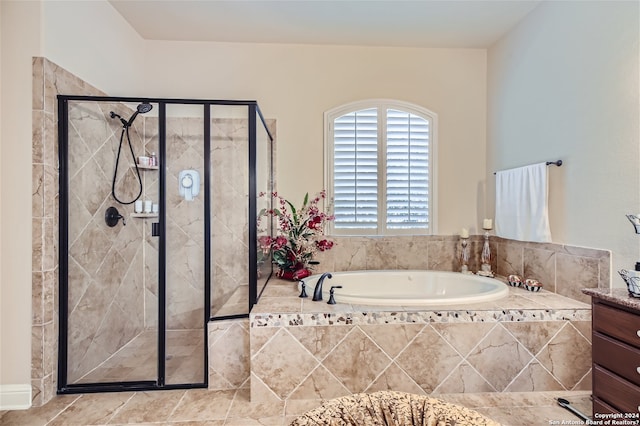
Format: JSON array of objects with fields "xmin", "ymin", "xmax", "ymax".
[
  {"xmin": 131, "ymin": 213, "xmax": 158, "ymax": 218},
  {"xmin": 133, "ymin": 165, "xmax": 159, "ymax": 170}
]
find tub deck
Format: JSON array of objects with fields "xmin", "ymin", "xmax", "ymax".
[
  {"xmin": 250, "ymin": 276, "xmax": 592, "ymax": 404},
  {"xmin": 252, "ymin": 276, "xmax": 590, "ymax": 326}
]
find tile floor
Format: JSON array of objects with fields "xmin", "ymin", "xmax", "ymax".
[
  {"xmin": 1, "ymin": 389, "xmax": 592, "ymax": 425},
  {"xmin": 74, "ymin": 330, "xmax": 205, "ymax": 386}
]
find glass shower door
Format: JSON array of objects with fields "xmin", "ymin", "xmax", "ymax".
[
  {"xmin": 162, "ymin": 103, "xmax": 207, "ymax": 384},
  {"xmin": 63, "ymin": 99, "xmax": 158, "ymax": 385}
]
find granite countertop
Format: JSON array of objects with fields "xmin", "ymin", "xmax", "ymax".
[{"xmin": 582, "ymin": 287, "xmax": 640, "ymax": 311}]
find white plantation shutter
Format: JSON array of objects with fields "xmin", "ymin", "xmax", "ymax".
[
  {"xmin": 326, "ymin": 100, "xmax": 437, "ymax": 235},
  {"xmin": 333, "ymin": 108, "xmax": 378, "ymax": 229},
  {"xmin": 386, "ymin": 109, "xmax": 430, "ymax": 229}
]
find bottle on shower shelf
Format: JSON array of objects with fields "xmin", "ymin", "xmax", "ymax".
[{"xmin": 150, "ymin": 152, "xmax": 157, "ymax": 167}]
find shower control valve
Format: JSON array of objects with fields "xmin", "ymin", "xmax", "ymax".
[{"xmin": 105, "ymin": 206, "xmax": 126, "ymax": 227}]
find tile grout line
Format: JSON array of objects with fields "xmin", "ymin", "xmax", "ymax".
[{"xmin": 44, "ymin": 394, "xmax": 84, "ymax": 426}]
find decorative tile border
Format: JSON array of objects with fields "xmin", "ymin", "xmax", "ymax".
[{"xmin": 251, "ymin": 308, "xmax": 591, "ymax": 328}]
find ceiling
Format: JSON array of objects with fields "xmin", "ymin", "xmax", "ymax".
[{"xmin": 108, "ymin": 0, "xmax": 542, "ymax": 48}]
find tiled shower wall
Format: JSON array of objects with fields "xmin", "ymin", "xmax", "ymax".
[
  {"xmin": 141, "ymin": 115, "xmax": 252, "ymax": 328},
  {"xmin": 32, "ymin": 57, "xmax": 109, "ymax": 405},
  {"xmin": 313, "ymin": 235, "xmax": 610, "ymax": 303}
]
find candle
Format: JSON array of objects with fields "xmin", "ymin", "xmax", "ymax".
[
  {"xmin": 460, "ymin": 228, "xmax": 469, "ymax": 238},
  {"xmin": 483, "ymin": 219, "xmax": 493, "ymax": 230}
]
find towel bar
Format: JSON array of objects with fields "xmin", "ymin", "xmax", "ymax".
[{"xmin": 493, "ymin": 160, "xmax": 562, "ymax": 175}]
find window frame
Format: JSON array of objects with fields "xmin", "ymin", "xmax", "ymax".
[{"xmin": 324, "ymin": 99, "xmax": 438, "ymax": 236}]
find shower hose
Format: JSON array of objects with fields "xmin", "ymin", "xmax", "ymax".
[{"xmin": 111, "ymin": 125, "xmax": 143, "ymax": 205}]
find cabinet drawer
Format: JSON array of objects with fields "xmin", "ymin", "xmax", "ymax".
[
  {"xmin": 593, "ymin": 397, "xmax": 620, "ymax": 417},
  {"xmin": 593, "ymin": 332, "xmax": 640, "ymax": 387},
  {"xmin": 593, "ymin": 365, "xmax": 640, "ymax": 414},
  {"xmin": 593, "ymin": 302, "xmax": 640, "ymax": 349}
]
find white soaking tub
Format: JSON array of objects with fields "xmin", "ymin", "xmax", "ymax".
[{"xmin": 302, "ymin": 270, "xmax": 509, "ymax": 306}]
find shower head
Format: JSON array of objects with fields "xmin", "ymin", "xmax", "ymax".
[
  {"xmin": 126, "ymin": 102, "xmax": 153, "ymax": 127},
  {"xmin": 137, "ymin": 102, "xmax": 153, "ymax": 114}
]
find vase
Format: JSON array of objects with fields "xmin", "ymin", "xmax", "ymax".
[{"xmin": 277, "ymin": 267, "xmax": 311, "ymax": 281}]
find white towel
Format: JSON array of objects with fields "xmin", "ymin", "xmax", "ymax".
[{"xmin": 495, "ymin": 162, "xmax": 552, "ymax": 243}]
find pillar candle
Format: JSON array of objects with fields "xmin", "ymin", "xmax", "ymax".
[
  {"xmin": 460, "ymin": 228, "xmax": 469, "ymax": 238},
  {"xmin": 483, "ymin": 218, "xmax": 493, "ymax": 230}
]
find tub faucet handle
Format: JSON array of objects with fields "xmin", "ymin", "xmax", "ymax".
[
  {"xmin": 298, "ymin": 280, "xmax": 308, "ymax": 298},
  {"xmin": 327, "ymin": 285, "xmax": 342, "ymax": 305}
]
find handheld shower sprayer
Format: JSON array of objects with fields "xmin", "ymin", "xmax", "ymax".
[{"xmin": 126, "ymin": 102, "xmax": 153, "ymax": 127}]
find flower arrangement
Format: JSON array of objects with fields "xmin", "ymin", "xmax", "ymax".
[{"xmin": 258, "ymin": 190, "xmax": 335, "ymax": 280}]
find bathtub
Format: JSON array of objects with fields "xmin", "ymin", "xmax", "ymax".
[{"xmin": 302, "ymin": 270, "xmax": 509, "ymax": 306}]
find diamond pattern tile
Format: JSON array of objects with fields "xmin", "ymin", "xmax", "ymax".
[
  {"xmin": 322, "ymin": 327, "xmax": 392, "ymax": 393},
  {"xmin": 431, "ymin": 322, "xmax": 496, "ymax": 357},
  {"xmin": 466, "ymin": 324, "xmax": 532, "ymax": 391},
  {"xmin": 359, "ymin": 324, "xmax": 424, "ymax": 358},
  {"xmin": 252, "ymin": 329, "xmax": 318, "ymax": 399},
  {"xmin": 365, "ymin": 362, "xmax": 425, "ymax": 395},
  {"xmin": 288, "ymin": 364, "xmax": 350, "ymax": 400},
  {"xmin": 209, "ymin": 323, "xmax": 250, "ymax": 388},
  {"xmin": 395, "ymin": 325, "xmax": 462, "ymax": 393},
  {"xmin": 435, "ymin": 362, "xmax": 495, "ymax": 394},
  {"xmin": 503, "ymin": 321, "xmax": 565, "ymax": 356},
  {"xmin": 505, "ymin": 361, "xmax": 564, "ymax": 392},
  {"xmin": 536, "ymin": 323, "xmax": 591, "ymax": 389},
  {"xmin": 288, "ymin": 325, "xmax": 352, "ymax": 360}
]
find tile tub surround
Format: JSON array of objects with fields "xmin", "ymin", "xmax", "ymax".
[
  {"xmin": 250, "ymin": 279, "xmax": 592, "ymax": 403},
  {"xmin": 313, "ymin": 235, "xmax": 610, "ymax": 303}
]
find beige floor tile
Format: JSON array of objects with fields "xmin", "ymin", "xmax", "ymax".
[
  {"xmin": 0, "ymin": 394, "xmax": 80, "ymax": 426},
  {"xmin": 48, "ymin": 392, "xmax": 135, "ymax": 425},
  {"xmin": 108, "ymin": 389, "xmax": 186, "ymax": 424},
  {"xmin": 226, "ymin": 389, "xmax": 285, "ymax": 419},
  {"xmin": 168, "ymin": 389, "xmax": 236, "ymax": 422},
  {"xmin": 1, "ymin": 389, "xmax": 595, "ymax": 426},
  {"xmin": 223, "ymin": 416, "xmax": 285, "ymax": 425}
]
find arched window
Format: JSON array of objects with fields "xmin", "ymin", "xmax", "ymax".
[{"xmin": 325, "ymin": 100, "xmax": 437, "ymax": 235}]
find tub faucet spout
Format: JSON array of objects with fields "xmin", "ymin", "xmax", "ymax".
[{"xmin": 312, "ymin": 273, "xmax": 332, "ymax": 301}]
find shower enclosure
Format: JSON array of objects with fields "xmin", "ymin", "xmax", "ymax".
[{"xmin": 57, "ymin": 95, "xmax": 274, "ymax": 393}]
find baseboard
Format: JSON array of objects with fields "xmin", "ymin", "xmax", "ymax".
[{"xmin": 0, "ymin": 384, "xmax": 32, "ymax": 410}]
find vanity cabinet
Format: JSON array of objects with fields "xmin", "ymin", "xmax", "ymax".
[{"xmin": 591, "ymin": 298, "xmax": 640, "ymax": 416}]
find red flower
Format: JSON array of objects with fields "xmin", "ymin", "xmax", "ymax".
[
  {"xmin": 273, "ymin": 236, "xmax": 288, "ymax": 250},
  {"xmin": 316, "ymin": 239, "xmax": 334, "ymax": 251},
  {"xmin": 308, "ymin": 215, "xmax": 323, "ymax": 230},
  {"xmin": 257, "ymin": 190, "xmax": 335, "ymax": 278}
]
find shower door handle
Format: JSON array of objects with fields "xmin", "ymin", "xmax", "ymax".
[{"xmin": 152, "ymin": 222, "xmax": 160, "ymax": 237}]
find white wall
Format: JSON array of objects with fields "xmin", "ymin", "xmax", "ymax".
[
  {"xmin": 42, "ymin": 0, "xmax": 146, "ymax": 96},
  {"xmin": 487, "ymin": 0, "xmax": 640, "ymax": 283},
  {"xmin": 0, "ymin": 0, "xmax": 41, "ymax": 393},
  {"xmin": 143, "ymin": 41, "xmax": 488, "ymax": 234}
]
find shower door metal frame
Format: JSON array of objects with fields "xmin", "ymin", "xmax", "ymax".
[{"xmin": 56, "ymin": 95, "xmax": 271, "ymax": 394}]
